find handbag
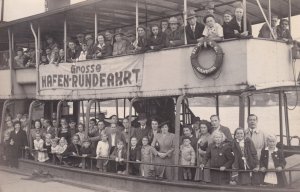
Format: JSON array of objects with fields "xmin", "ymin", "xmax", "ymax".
[{"xmin": 154, "ymin": 141, "xmax": 160, "ymax": 151}]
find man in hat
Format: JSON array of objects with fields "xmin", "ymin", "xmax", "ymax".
[
  {"xmin": 131, "ymin": 113, "xmax": 151, "ymax": 146},
  {"xmin": 167, "ymin": 17, "xmax": 184, "ymax": 47},
  {"xmin": 185, "ymin": 9, "xmax": 205, "ymax": 44}
]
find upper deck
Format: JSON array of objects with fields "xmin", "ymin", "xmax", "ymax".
[{"xmin": 0, "ymin": 38, "xmax": 298, "ymax": 100}]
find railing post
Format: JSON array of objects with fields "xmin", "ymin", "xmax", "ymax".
[
  {"xmin": 243, "ymin": 0, "xmax": 247, "ymax": 33},
  {"xmin": 64, "ymin": 15, "xmax": 67, "ymax": 63},
  {"xmin": 239, "ymin": 95, "xmax": 245, "ymax": 128},
  {"xmin": 278, "ymin": 91, "xmax": 283, "ymax": 145},
  {"xmin": 94, "ymin": 11, "xmax": 98, "ymax": 44},
  {"xmin": 85, "ymin": 100, "xmax": 96, "ymax": 137},
  {"xmin": 183, "ymin": 0, "xmax": 187, "ymax": 45},
  {"xmin": 215, "ymin": 95, "xmax": 219, "ymax": 116},
  {"xmin": 283, "ymin": 93, "xmax": 291, "ymax": 146},
  {"xmin": 135, "ymin": 0, "xmax": 139, "ymax": 41},
  {"xmin": 175, "ymin": 95, "xmax": 185, "ymax": 180},
  {"xmin": 8, "ymin": 28, "xmax": 13, "ymax": 96},
  {"xmin": 247, "ymin": 96, "xmax": 251, "ymax": 116},
  {"xmin": 288, "ymin": 0, "xmax": 292, "ymax": 33}
]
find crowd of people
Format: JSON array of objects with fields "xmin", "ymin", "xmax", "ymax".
[
  {"xmin": 0, "ymin": 111, "xmax": 288, "ymax": 188},
  {"xmin": 11, "ymin": 4, "xmax": 294, "ymax": 68}
]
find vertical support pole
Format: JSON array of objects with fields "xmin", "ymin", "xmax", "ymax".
[
  {"xmin": 247, "ymin": 96, "xmax": 251, "ymax": 116},
  {"xmin": 0, "ymin": 0, "xmax": 4, "ymax": 22},
  {"xmin": 288, "ymin": 0, "xmax": 292, "ymax": 33},
  {"xmin": 183, "ymin": 0, "xmax": 187, "ymax": 45},
  {"xmin": 278, "ymin": 91, "xmax": 283, "ymax": 145},
  {"xmin": 64, "ymin": 15, "xmax": 67, "ymax": 63},
  {"xmin": 37, "ymin": 26, "xmax": 41, "ymax": 94},
  {"xmin": 94, "ymin": 11, "xmax": 98, "ymax": 43},
  {"xmin": 8, "ymin": 28, "xmax": 13, "ymax": 96},
  {"xmin": 11, "ymin": 32, "xmax": 14, "ymax": 52},
  {"xmin": 243, "ymin": 0, "xmax": 247, "ymax": 33},
  {"xmin": 135, "ymin": 0, "xmax": 139, "ymax": 40},
  {"xmin": 283, "ymin": 93, "xmax": 291, "ymax": 146},
  {"xmin": 268, "ymin": 0, "xmax": 271, "ymax": 25},
  {"xmin": 116, "ymin": 99, "xmax": 119, "ymax": 118},
  {"xmin": 81, "ymin": 101, "xmax": 85, "ymax": 125},
  {"xmin": 175, "ymin": 95, "xmax": 185, "ymax": 180},
  {"xmin": 239, "ymin": 95, "xmax": 245, "ymax": 128},
  {"xmin": 215, "ymin": 95, "xmax": 219, "ymax": 116},
  {"xmin": 123, "ymin": 99, "xmax": 126, "ymax": 118}
]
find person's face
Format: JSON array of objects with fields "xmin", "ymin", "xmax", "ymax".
[
  {"xmin": 77, "ymin": 35, "xmax": 84, "ymax": 43},
  {"xmin": 117, "ymin": 142, "xmax": 124, "ymax": 150},
  {"xmin": 59, "ymin": 140, "xmax": 65, "ymax": 146},
  {"xmin": 47, "ymin": 38, "xmax": 53, "ymax": 44},
  {"xmin": 102, "ymin": 134, "xmax": 108, "ymax": 142},
  {"xmin": 151, "ymin": 121, "xmax": 158, "ymax": 130},
  {"xmin": 97, "ymin": 122, "xmax": 105, "ymax": 130},
  {"xmin": 36, "ymin": 134, "xmax": 41, "ymax": 141},
  {"xmin": 214, "ymin": 134, "xmax": 222, "ymax": 144},
  {"xmin": 271, "ymin": 17, "xmax": 278, "ymax": 27},
  {"xmin": 105, "ymin": 32, "xmax": 112, "ymax": 41},
  {"xmin": 41, "ymin": 56, "xmax": 47, "ymax": 61},
  {"xmin": 115, "ymin": 34, "xmax": 122, "ymax": 42},
  {"xmin": 142, "ymin": 138, "xmax": 148, "ymax": 146},
  {"xmin": 35, "ymin": 121, "xmax": 41, "ymax": 129},
  {"xmin": 183, "ymin": 128, "xmax": 192, "ymax": 136},
  {"xmin": 170, "ymin": 23, "xmax": 178, "ymax": 31},
  {"xmin": 7, "ymin": 121, "xmax": 13, "ymax": 127},
  {"xmin": 87, "ymin": 39, "xmax": 93, "ymax": 46},
  {"xmin": 188, "ymin": 17, "xmax": 196, "ymax": 26},
  {"xmin": 183, "ymin": 139, "xmax": 191, "ymax": 146},
  {"xmin": 89, "ymin": 120, "xmax": 95, "ymax": 127},
  {"xmin": 17, "ymin": 51, "xmax": 23, "ymax": 56},
  {"xmin": 200, "ymin": 124, "xmax": 208, "ymax": 134},
  {"xmin": 161, "ymin": 124, "xmax": 169, "ymax": 133},
  {"xmin": 111, "ymin": 124, "xmax": 117, "ymax": 133},
  {"xmin": 122, "ymin": 119, "xmax": 129, "ymax": 129},
  {"xmin": 97, "ymin": 35, "xmax": 105, "ymax": 44},
  {"xmin": 52, "ymin": 120, "xmax": 58, "ymax": 127},
  {"xmin": 78, "ymin": 124, "xmax": 84, "ymax": 132},
  {"xmin": 152, "ymin": 26, "xmax": 159, "ymax": 36},
  {"xmin": 139, "ymin": 119, "xmax": 146, "ymax": 126},
  {"xmin": 161, "ymin": 22, "xmax": 168, "ymax": 30},
  {"xmin": 16, "ymin": 113, "xmax": 22, "ymax": 119},
  {"xmin": 206, "ymin": 17, "xmax": 215, "ymax": 27},
  {"xmin": 82, "ymin": 44, "xmax": 87, "ymax": 51},
  {"xmin": 267, "ymin": 138, "xmax": 276, "ymax": 149},
  {"xmin": 68, "ymin": 42, "xmax": 75, "ymax": 49},
  {"xmin": 53, "ymin": 47, "xmax": 59, "ymax": 53},
  {"xmin": 111, "ymin": 116, "xmax": 118, "ymax": 124},
  {"xmin": 247, "ymin": 116, "xmax": 257, "ymax": 129},
  {"xmin": 281, "ymin": 21, "xmax": 289, "ymax": 30},
  {"xmin": 235, "ymin": 8, "xmax": 244, "ymax": 20},
  {"xmin": 45, "ymin": 49, "xmax": 51, "ymax": 55},
  {"xmin": 210, "ymin": 116, "xmax": 220, "ymax": 128},
  {"xmin": 69, "ymin": 122, "xmax": 76, "ymax": 129},
  {"xmin": 45, "ymin": 137, "xmax": 51, "ymax": 143},
  {"xmin": 83, "ymin": 142, "xmax": 90, "ymax": 148},
  {"xmin": 131, "ymin": 138, "xmax": 137, "ymax": 146},
  {"xmin": 72, "ymin": 136, "xmax": 79, "ymax": 144},
  {"xmin": 137, "ymin": 28, "xmax": 145, "ymax": 37},
  {"xmin": 177, "ymin": 16, "xmax": 184, "ymax": 25},
  {"xmin": 14, "ymin": 123, "xmax": 21, "ymax": 131},
  {"xmin": 235, "ymin": 129, "xmax": 244, "ymax": 140},
  {"xmin": 224, "ymin": 14, "xmax": 232, "ymax": 23},
  {"xmin": 59, "ymin": 50, "xmax": 64, "ymax": 57},
  {"xmin": 206, "ymin": 8, "xmax": 214, "ymax": 15},
  {"xmin": 62, "ymin": 123, "xmax": 68, "ymax": 129},
  {"xmin": 52, "ymin": 141, "xmax": 57, "ymax": 147}
]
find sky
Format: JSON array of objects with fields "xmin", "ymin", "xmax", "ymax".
[{"xmin": 1, "ymin": 0, "xmax": 299, "ymax": 39}]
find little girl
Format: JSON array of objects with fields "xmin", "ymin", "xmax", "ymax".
[
  {"xmin": 76, "ymin": 123, "xmax": 86, "ymax": 145},
  {"xmin": 260, "ymin": 135, "xmax": 287, "ymax": 188},
  {"xmin": 43, "ymin": 134, "xmax": 52, "ymax": 161},
  {"xmin": 96, "ymin": 134, "xmax": 110, "ymax": 172},
  {"xmin": 180, "ymin": 137, "xmax": 196, "ymax": 180},
  {"xmin": 111, "ymin": 140, "xmax": 127, "ymax": 174},
  {"xmin": 80, "ymin": 139, "xmax": 93, "ymax": 168},
  {"xmin": 55, "ymin": 137, "xmax": 68, "ymax": 163},
  {"xmin": 34, "ymin": 133, "xmax": 49, "ymax": 162},
  {"xmin": 141, "ymin": 137, "xmax": 154, "ymax": 177}
]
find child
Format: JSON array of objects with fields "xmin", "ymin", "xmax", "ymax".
[
  {"xmin": 40, "ymin": 55, "xmax": 49, "ymax": 65},
  {"xmin": 232, "ymin": 128, "xmax": 259, "ymax": 185},
  {"xmin": 77, "ymin": 43, "xmax": 88, "ymax": 61},
  {"xmin": 14, "ymin": 48, "xmax": 25, "ymax": 68},
  {"xmin": 180, "ymin": 136, "xmax": 196, "ymax": 180},
  {"xmin": 110, "ymin": 140, "xmax": 127, "ymax": 174},
  {"xmin": 141, "ymin": 137, "xmax": 154, "ymax": 177},
  {"xmin": 58, "ymin": 122, "xmax": 71, "ymax": 144},
  {"xmin": 43, "ymin": 134, "xmax": 52, "ymax": 161},
  {"xmin": 200, "ymin": 131, "xmax": 234, "ymax": 185},
  {"xmin": 260, "ymin": 135, "xmax": 287, "ymax": 188},
  {"xmin": 33, "ymin": 133, "xmax": 49, "ymax": 162},
  {"xmin": 76, "ymin": 123, "xmax": 86, "ymax": 145},
  {"xmin": 56, "ymin": 137, "xmax": 68, "ymax": 163},
  {"xmin": 80, "ymin": 139, "xmax": 94, "ymax": 168},
  {"xmin": 96, "ymin": 133, "xmax": 110, "ymax": 172},
  {"xmin": 129, "ymin": 137, "xmax": 141, "ymax": 176},
  {"xmin": 50, "ymin": 138, "xmax": 60, "ymax": 163}
]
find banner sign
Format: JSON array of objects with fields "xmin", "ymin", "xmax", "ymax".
[{"xmin": 39, "ymin": 55, "xmax": 144, "ymax": 90}]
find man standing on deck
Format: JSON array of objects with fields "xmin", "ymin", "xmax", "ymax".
[
  {"xmin": 210, "ymin": 115, "xmax": 233, "ymax": 142},
  {"xmin": 244, "ymin": 114, "xmax": 266, "ymax": 185},
  {"xmin": 131, "ymin": 113, "xmax": 151, "ymax": 146},
  {"xmin": 258, "ymin": 15, "xmax": 278, "ymax": 39},
  {"xmin": 185, "ymin": 9, "xmax": 205, "ymax": 44}
]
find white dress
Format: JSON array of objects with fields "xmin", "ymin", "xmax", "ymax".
[
  {"xmin": 34, "ymin": 139, "xmax": 49, "ymax": 162},
  {"xmin": 264, "ymin": 150, "xmax": 278, "ymax": 184}
]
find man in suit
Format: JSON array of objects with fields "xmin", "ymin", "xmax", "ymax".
[
  {"xmin": 185, "ymin": 9, "xmax": 205, "ymax": 44},
  {"xmin": 210, "ymin": 115, "xmax": 233, "ymax": 142},
  {"xmin": 128, "ymin": 137, "xmax": 141, "ymax": 175},
  {"xmin": 44, "ymin": 119, "xmax": 56, "ymax": 138},
  {"xmin": 66, "ymin": 41, "xmax": 80, "ymax": 63},
  {"xmin": 131, "ymin": 113, "xmax": 151, "ymax": 146}
]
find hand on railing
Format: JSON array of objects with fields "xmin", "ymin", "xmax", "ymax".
[{"xmin": 220, "ymin": 166, "xmax": 226, "ymax": 171}]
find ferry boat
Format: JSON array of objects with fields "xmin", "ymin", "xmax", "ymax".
[{"xmin": 0, "ymin": 0, "xmax": 300, "ymax": 191}]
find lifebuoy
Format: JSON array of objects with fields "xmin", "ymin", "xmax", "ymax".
[{"xmin": 190, "ymin": 39, "xmax": 224, "ymax": 76}]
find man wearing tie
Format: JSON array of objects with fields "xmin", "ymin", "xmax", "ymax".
[
  {"xmin": 131, "ymin": 113, "xmax": 151, "ymax": 146},
  {"xmin": 128, "ymin": 137, "xmax": 141, "ymax": 175},
  {"xmin": 185, "ymin": 9, "xmax": 205, "ymax": 44}
]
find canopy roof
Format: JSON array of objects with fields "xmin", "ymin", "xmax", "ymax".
[{"xmin": 0, "ymin": 0, "xmax": 299, "ymax": 44}]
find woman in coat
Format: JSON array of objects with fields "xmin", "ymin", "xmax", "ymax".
[
  {"xmin": 147, "ymin": 24, "xmax": 168, "ymax": 51},
  {"xmin": 9, "ymin": 121, "xmax": 28, "ymax": 167},
  {"xmin": 151, "ymin": 121, "xmax": 175, "ymax": 180},
  {"xmin": 260, "ymin": 134, "xmax": 287, "ymax": 188},
  {"xmin": 232, "ymin": 128, "xmax": 259, "ymax": 185}
]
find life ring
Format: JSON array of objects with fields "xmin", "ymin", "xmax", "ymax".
[{"xmin": 190, "ymin": 39, "xmax": 224, "ymax": 76}]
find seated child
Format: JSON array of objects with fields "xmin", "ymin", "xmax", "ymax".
[
  {"xmin": 110, "ymin": 140, "xmax": 127, "ymax": 174},
  {"xmin": 141, "ymin": 137, "xmax": 155, "ymax": 177},
  {"xmin": 96, "ymin": 133, "xmax": 110, "ymax": 172},
  {"xmin": 55, "ymin": 137, "xmax": 68, "ymax": 163},
  {"xmin": 260, "ymin": 135, "xmax": 287, "ymax": 188},
  {"xmin": 129, "ymin": 137, "xmax": 141, "ymax": 176},
  {"xmin": 34, "ymin": 133, "xmax": 49, "ymax": 162},
  {"xmin": 180, "ymin": 136, "xmax": 196, "ymax": 180}
]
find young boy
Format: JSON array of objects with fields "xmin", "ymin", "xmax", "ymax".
[
  {"xmin": 96, "ymin": 134, "xmax": 110, "ymax": 172},
  {"xmin": 180, "ymin": 136, "xmax": 195, "ymax": 180},
  {"xmin": 80, "ymin": 139, "xmax": 94, "ymax": 169},
  {"xmin": 129, "ymin": 137, "xmax": 141, "ymax": 175},
  {"xmin": 111, "ymin": 140, "xmax": 127, "ymax": 174}
]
